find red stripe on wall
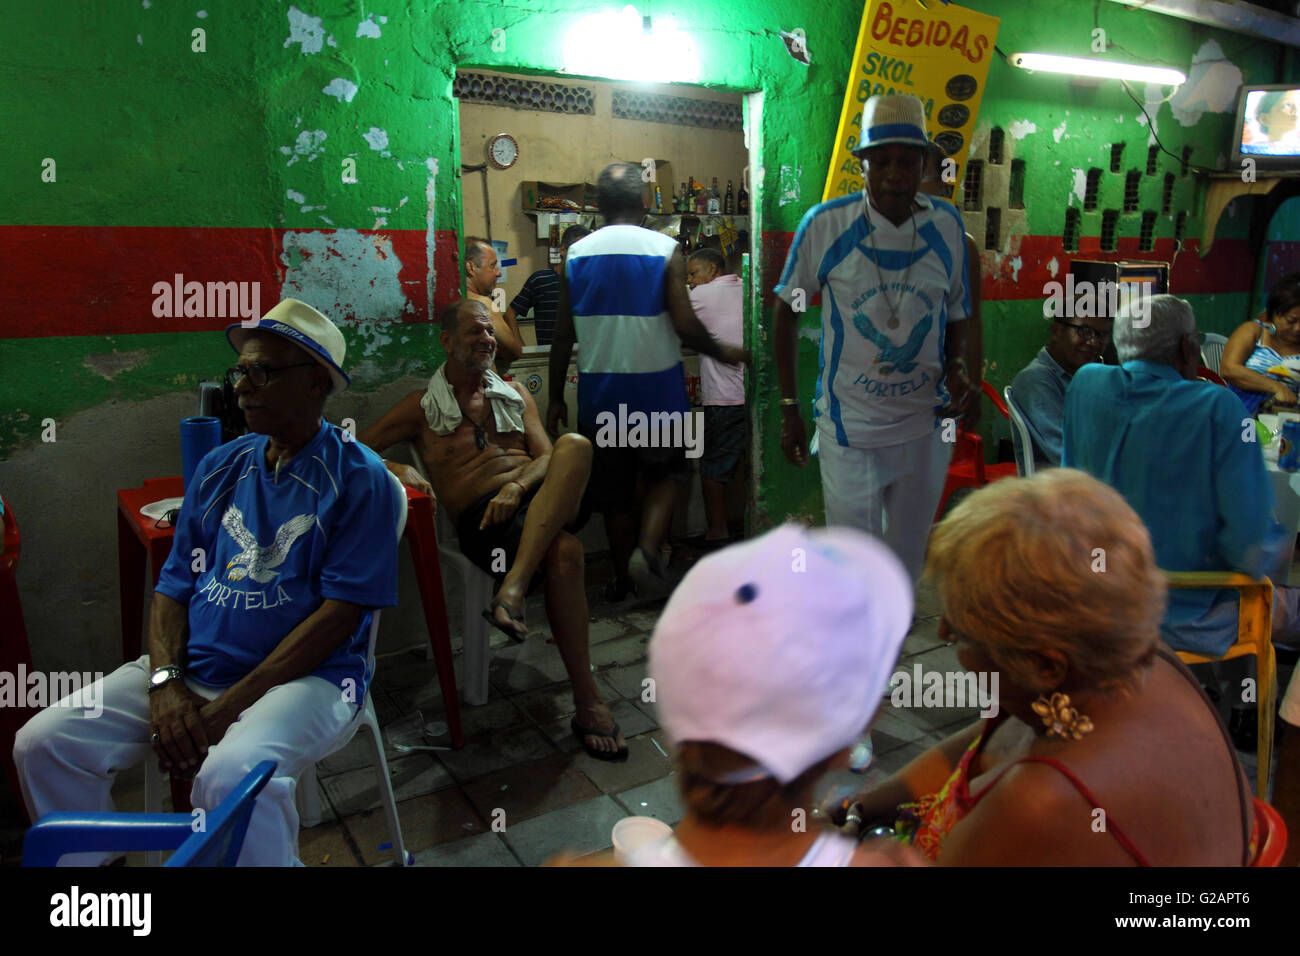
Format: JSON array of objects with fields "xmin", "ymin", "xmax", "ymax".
[
  {"xmin": 0, "ymin": 226, "xmax": 461, "ymax": 339},
  {"xmin": 760, "ymin": 229, "xmax": 1256, "ymax": 306}
]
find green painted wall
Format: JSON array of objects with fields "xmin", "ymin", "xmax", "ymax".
[{"xmin": 0, "ymin": 0, "xmax": 1292, "ymax": 533}]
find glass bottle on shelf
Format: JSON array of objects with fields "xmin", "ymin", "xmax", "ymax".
[
  {"xmin": 708, "ymin": 177, "xmax": 721, "ymax": 214},
  {"xmin": 725, "ymin": 180, "xmax": 735, "ymax": 215},
  {"xmin": 695, "ymin": 181, "xmax": 707, "ymax": 215},
  {"xmin": 737, "ymin": 179, "xmax": 749, "ymax": 215}
]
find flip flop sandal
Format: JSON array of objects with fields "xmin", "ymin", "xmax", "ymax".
[
  {"xmin": 481, "ymin": 600, "xmax": 528, "ymax": 643},
  {"xmin": 571, "ymin": 717, "xmax": 629, "ymax": 762}
]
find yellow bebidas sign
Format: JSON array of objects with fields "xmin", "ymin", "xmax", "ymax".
[{"xmin": 823, "ymin": 0, "xmax": 1000, "ymax": 202}]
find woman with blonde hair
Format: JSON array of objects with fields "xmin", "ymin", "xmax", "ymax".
[{"xmin": 835, "ymin": 469, "xmax": 1258, "ymax": 865}]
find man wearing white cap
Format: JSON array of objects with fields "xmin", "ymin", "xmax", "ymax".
[
  {"xmin": 15, "ymin": 299, "xmax": 400, "ymax": 866},
  {"xmin": 773, "ymin": 94, "xmax": 977, "ymax": 583},
  {"xmin": 551, "ymin": 524, "xmax": 923, "ymax": 866}
]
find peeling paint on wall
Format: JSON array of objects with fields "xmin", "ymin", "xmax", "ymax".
[
  {"xmin": 83, "ymin": 348, "xmax": 150, "ymax": 380},
  {"xmin": 363, "ymin": 127, "xmax": 391, "ymax": 156},
  {"xmin": 281, "ymin": 129, "xmax": 327, "ymax": 165},
  {"xmin": 357, "ymin": 13, "xmax": 387, "ymax": 38},
  {"xmin": 280, "ymin": 230, "xmax": 408, "ymax": 321},
  {"xmin": 426, "ymin": 158, "xmax": 438, "ymax": 314},
  {"xmin": 778, "ymin": 165, "xmax": 801, "ymax": 207},
  {"xmin": 1071, "ymin": 168, "xmax": 1086, "ymax": 206},
  {"xmin": 323, "ymin": 78, "xmax": 359, "ymax": 103},
  {"xmin": 1052, "ymin": 119, "xmax": 1067, "ymax": 143},
  {"xmin": 284, "ymin": 6, "xmax": 325, "ymax": 54},
  {"xmin": 1046, "ymin": 256, "xmax": 1059, "ymax": 278},
  {"xmin": 1007, "ymin": 120, "xmax": 1036, "ymax": 140},
  {"xmin": 1137, "ymin": 83, "xmax": 1164, "ymax": 140},
  {"xmin": 1171, "ymin": 40, "xmax": 1243, "ymax": 128}
]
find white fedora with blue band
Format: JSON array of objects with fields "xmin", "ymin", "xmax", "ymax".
[
  {"xmin": 226, "ymin": 298, "xmax": 350, "ymax": 394},
  {"xmin": 852, "ymin": 93, "xmax": 931, "ymax": 155}
]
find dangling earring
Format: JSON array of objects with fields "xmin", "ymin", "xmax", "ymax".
[{"xmin": 1031, "ymin": 692, "xmax": 1094, "ymax": 740}]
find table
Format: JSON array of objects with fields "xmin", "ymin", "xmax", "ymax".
[{"xmin": 116, "ymin": 476, "xmax": 464, "ymax": 750}]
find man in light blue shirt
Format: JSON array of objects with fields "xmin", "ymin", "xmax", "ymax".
[
  {"xmin": 1062, "ymin": 295, "xmax": 1299, "ymax": 658},
  {"xmin": 1012, "ymin": 314, "xmax": 1111, "ymax": 467}
]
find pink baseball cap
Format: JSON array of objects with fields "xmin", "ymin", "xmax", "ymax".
[{"xmin": 649, "ymin": 523, "xmax": 913, "ymax": 784}]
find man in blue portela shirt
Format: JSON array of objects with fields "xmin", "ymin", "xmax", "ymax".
[
  {"xmin": 1011, "ymin": 313, "xmax": 1112, "ymax": 467},
  {"xmin": 16, "ymin": 299, "xmax": 400, "ymax": 866},
  {"xmin": 1063, "ymin": 296, "xmax": 1300, "ymax": 714}
]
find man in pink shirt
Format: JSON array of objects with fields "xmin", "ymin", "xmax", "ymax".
[{"xmin": 687, "ymin": 248, "xmax": 746, "ymax": 546}]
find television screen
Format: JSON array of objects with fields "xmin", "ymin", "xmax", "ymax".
[{"xmin": 1233, "ymin": 84, "xmax": 1300, "ymax": 168}]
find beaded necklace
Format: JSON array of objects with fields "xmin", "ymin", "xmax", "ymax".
[{"xmin": 865, "ymin": 199, "xmax": 918, "ymax": 330}]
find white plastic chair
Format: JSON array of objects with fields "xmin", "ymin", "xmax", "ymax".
[
  {"xmin": 148, "ymin": 470, "xmax": 413, "ymax": 866},
  {"xmin": 1004, "ymin": 384, "xmax": 1036, "ymax": 477},
  {"xmin": 407, "ymin": 446, "xmax": 494, "ymax": 707},
  {"xmin": 1201, "ymin": 332, "xmax": 1229, "ymax": 375}
]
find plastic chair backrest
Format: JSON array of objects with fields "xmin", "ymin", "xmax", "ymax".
[
  {"xmin": 1251, "ymin": 797, "xmax": 1287, "ymax": 866},
  {"xmin": 363, "ymin": 471, "xmax": 408, "ymax": 680},
  {"xmin": 980, "ymin": 380, "xmax": 1009, "ymax": 420},
  {"xmin": 166, "ymin": 760, "xmax": 276, "ymax": 866},
  {"xmin": 1003, "ymin": 385, "xmax": 1036, "ymax": 477},
  {"xmin": 1201, "ymin": 333, "xmax": 1228, "ymax": 375}
]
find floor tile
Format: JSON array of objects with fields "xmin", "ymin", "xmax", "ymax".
[
  {"xmin": 348, "ymin": 787, "xmax": 487, "ymax": 865},
  {"xmin": 869, "ymin": 707, "xmax": 932, "ymax": 744},
  {"xmin": 322, "ymin": 752, "xmax": 454, "ymax": 815},
  {"xmin": 572, "ymin": 731, "xmax": 674, "ymax": 793},
  {"xmin": 488, "ymin": 639, "xmax": 575, "ymax": 693},
  {"xmin": 461, "ymin": 752, "xmax": 600, "ymax": 825},
  {"xmin": 598, "ymin": 661, "xmax": 650, "ymax": 700},
  {"xmin": 412, "ymin": 831, "xmax": 521, "ymax": 867},
  {"xmin": 614, "ymin": 607, "xmax": 664, "ymax": 632},
  {"xmin": 298, "ymin": 820, "xmax": 360, "ymax": 867},
  {"xmin": 500, "ymin": 794, "xmax": 628, "ymax": 866},
  {"xmin": 436, "ymin": 724, "xmax": 558, "ymax": 783},
  {"xmin": 588, "ymin": 632, "xmax": 651, "ymax": 669},
  {"xmin": 416, "ymin": 695, "xmax": 529, "ymax": 739},
  {"xmin": 614, "ymin": 774, "xmax": 685, "ymax": 826}
]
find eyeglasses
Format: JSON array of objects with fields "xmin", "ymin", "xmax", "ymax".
[
  {"xmin": 1054, "ymin": 320, "xmax": 1110, "ymax": 345},
  {"xmin": 225, "ymin": 362, "xmax": 317, "ymax": 389}
]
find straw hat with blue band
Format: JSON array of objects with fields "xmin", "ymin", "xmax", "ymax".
[
  {"xmin": 226, "ymin": 298, "xmax": 350, "ymax": 394},
  {"xmin": 852, "ymin": 93, "xmax": 932, "ymax": 156}
]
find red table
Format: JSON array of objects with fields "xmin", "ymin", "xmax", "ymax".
[{"xmin": 116, "ymin": 477, "xmax": 464, "ymax": 750}]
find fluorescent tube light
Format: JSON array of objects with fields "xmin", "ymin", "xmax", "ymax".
[{"xmin": 1008, "ymin": 52, "xmax": 1186, "ymax": 86}]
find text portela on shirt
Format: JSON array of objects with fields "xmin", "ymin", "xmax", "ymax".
[{"xmin": 198, "ymin": 576, "xmax": 294, "ymax": 611}]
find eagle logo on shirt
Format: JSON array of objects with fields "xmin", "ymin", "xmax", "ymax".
[
  {"xmin": 220, "ymin": 506, "xmax": 315, "ymax": 583},
  {"xmin": 851, "ymin": 307, "xmax": 934, "ymax": 375}
]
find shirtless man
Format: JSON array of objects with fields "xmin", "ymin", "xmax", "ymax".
[
  {"xmin": 359, "ymin": 298, "xmax": 626, "ymax": 759},
  {"xmin": 463, "ymin": 236, "xmax": 523, "ymax": 376}
]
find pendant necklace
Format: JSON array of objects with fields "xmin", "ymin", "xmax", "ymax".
[
  {"xmin": 865, "ymin": 201, "xmax": 918, "ymax": 330},
  {"xmin": 459, "ymin": 400, "xmax": 491, "ymax": 450}
]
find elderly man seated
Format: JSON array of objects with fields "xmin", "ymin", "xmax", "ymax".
[
  {"xmin": 1010, "ymin": 312, "xmax": 1112, "ymax": 467},
  {"xmin": 1062, "ymin": 294, "xmax": 1300, "ymax": 694},
  {"xmin": 360, "ymin": 298, "xmax": 627, "ymax": 760},
  {"xmin": 15, "ymin": 299, "xmax": 400, "ymax": 866}
]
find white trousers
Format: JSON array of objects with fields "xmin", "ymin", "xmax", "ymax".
[
  {"xmin": 817, "ymin": 426, "xmax": 953, "ymax": 584},
  {"xmin": 13, "ymin": 654, "xmax": 354, "ymax": 866}
]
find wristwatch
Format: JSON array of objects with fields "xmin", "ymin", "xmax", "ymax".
[{"xmin": 148, "ymin": 664, "xmax": 184, "ymax": 693}]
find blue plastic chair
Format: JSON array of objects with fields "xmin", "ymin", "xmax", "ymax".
[{"xmin": 23, "ymin": 760, "xmax": 275, "ymax": 867}]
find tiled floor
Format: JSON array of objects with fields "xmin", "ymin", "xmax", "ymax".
[{"xmin": 1, "ymin": 547, "xmax": 1293, "ymax": 866}]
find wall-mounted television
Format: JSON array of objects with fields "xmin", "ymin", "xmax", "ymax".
[{"xmin": 1232, "ymin": 84, "xmax": 1300, "ymax": 170}]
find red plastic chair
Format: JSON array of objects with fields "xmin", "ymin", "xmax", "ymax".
[
  {"xmin": 0, "ymin": 495, "xmax": 37, "ymax": 822},
  {"xmin": 1197, "ymin": 366, "xmax": 1227, "ymax": 386},
  {"xmin": 1251, "ymin": 797, "xmax": 1288, "ymax": 866},
  {"xmin": 933, "ymin": 382, "xmax": 1017, "ymax": 522}
]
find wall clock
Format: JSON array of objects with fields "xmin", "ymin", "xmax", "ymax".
[{"xmin": 487, "ymin": 132, "xmax": 519, "ymax": 170}]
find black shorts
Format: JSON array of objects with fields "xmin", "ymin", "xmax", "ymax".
[
  {"xmin": 454, "ymin": 485, "xmax": 590, "ymax": 592},
  {"xmin": 699, "ymin": 404, "xmax": 747, "ymax": 481},
  {"xmin": 578, "ymin": 422, "xmax": 690, "ymax": 516}
]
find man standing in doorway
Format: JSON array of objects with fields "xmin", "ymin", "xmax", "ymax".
[
  {"xmin": 464, "ymin": 236, "xmax": 524, "ymax": 376},
  {"xmin": 548, "ymin": 162, "xmax": 747, "ymax": 599},
  {"xmin": 773, "ymin": 94, "xmax": 976, "ymax": 583},
  {"xmin": 506, "ymin": 225, "xmax": 591, "ymax": 347}
]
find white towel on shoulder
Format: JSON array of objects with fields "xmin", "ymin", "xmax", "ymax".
[{"xmin": 420, "ymin": 364, "xmax": 527, "ymax": 436}]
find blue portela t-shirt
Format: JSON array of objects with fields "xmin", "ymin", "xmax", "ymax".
[{"xmin": 155, "ymin": 421, "xmax": 399, "ymax": 701}]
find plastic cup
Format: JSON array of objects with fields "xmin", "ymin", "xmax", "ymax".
[
  {"xmin": 611, "ymin": 816, "xmax": 673, "ymax": 863},
  {"xmin": 181, "ymin": 416, "xmax": 222, "ymax": 490}
]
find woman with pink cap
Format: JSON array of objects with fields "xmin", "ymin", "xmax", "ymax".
[{"xmin": 554, "ymin": 523, "xmax": 923, "ymax": 866}]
